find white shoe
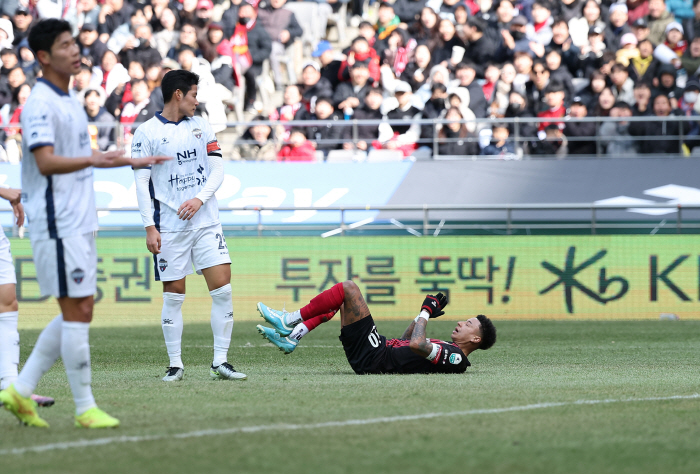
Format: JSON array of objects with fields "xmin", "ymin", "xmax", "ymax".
[
  {"xmin": 162, "ymin": 367, "xmax": 184, "ymax": 381},
  {"xmin": 210, "ymin": 362, "xmax": 247, "ymax": 380}
]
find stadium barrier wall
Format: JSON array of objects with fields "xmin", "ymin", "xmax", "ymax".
[{"xmin": 11, "ymin": 235, "xmax": 700, "ymax": 328}]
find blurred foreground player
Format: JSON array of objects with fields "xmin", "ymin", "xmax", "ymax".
[
  {"xmin": 257, "ymin": 281, "xmax": 496, "ymax": 374},
  {"xmin": 132, "ymin": 70, "xmax": 247, "ymax": 382},
  {"xmin": 0, "ymin": 188, "xmax": 53, "ymax": 408},
  {"xmin": 0, "ymin": 19, "xmax": 169, "ymax": 428}
]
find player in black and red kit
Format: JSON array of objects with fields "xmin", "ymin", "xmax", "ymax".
[{"xmin": 256, "ymin": 281, "xmax": 496, "ymax": 374}]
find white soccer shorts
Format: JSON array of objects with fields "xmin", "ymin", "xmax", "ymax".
[
  {"xmin": 32, "ymin": 232, "xmax": 97, "ymax": 298},
  {"xmin": 154, "ymin": 223, "xmax": 231, "ymax": 282},
  {"xmin": 0, "ymin": 235, "xmax": 16, "ymax": 286}
]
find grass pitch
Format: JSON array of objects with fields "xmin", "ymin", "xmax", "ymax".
[{"xmin": 2, "ymin": 320, "xmax": 700, "ymax": 474}]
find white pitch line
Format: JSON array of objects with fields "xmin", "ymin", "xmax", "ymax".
[{"xmin": 2, "ymin": 393, "xmax": 698, "ymax": 456}]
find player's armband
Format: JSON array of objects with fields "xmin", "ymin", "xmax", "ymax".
[
  {"xmin": 425, "ymin": 343, "xmax": 441, "ymax": 361},
  {"xmin": 207, "ymin": 140, "xmax": 222, "ymax": 157}
]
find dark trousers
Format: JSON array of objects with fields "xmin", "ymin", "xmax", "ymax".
[{"xmin": 244, "ymin": 64, "xmax": 263, "ymax": 107}]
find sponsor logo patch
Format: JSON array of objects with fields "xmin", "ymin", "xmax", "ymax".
[
  {"xmin": 159, "ymin": 258, "xmax": 168, "ymax": 272},
  {"xmin": 71, "ymin": 268, "xmax": 85, "ymax": 284},
  {"xmin": 449, "ymin": 353, "xmax": 462, "ymax": 365}
]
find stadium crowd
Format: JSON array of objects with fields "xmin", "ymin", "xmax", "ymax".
[{"xmin": 1, "ymin": 0, "xmax": 700, "ymax": 160}]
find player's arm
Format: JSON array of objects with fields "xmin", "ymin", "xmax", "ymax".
[
  {"xmin": 409, "ymin": 293, "xmax": 448, "ymax": 358},
  {"xmin": 33, "ymin": 147, "xmax": 170, "ymax": 175},
  {"xmin": 400, "ymin": 321, "xmax": 416, "ymax": 340},
  {"xmin": 0, "ymin": 188, "xmax": 24, "ymax": 227},
  {"xmin": 131, "ymin": 131, "xmax": 161, "ymax": 255},
  {"xmin": 177, "ymin": 128, "xmax": 224, "ymax": 221}
]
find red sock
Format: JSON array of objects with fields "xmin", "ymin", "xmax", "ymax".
[
  {"xmin": 303, "ymin": 311, "xmax": 337, "ymax": 332},
  {"xmin": 300, "ymin": 282, "xmax": 345, "ymax": 321}
]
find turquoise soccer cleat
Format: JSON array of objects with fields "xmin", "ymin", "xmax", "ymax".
[
  {"xmin": 257, "ymin": 325, "xmax": 298, "ymax": 354},
  {"xmin": 256, "ymin": 302, "xmax": 296, "ymax": 336}
]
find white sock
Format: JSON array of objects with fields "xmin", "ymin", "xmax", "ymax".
[
  {"xmin": 288, "ymin": 322, "xmax": 309, "ymax": 342},
  {"xmin": 162, "ymin": 292, "xmax": 185, "ymax": 368},
  {"xmin": 210, "ymin": 284, "xmax": 233, "ymax": 367},
  {"xmin": 0, "ymin": 311, "xmax": 19, "ymax": 390},
  {"xmin": 14, "ymin": 314, "xmax": 63, "ymax": 398},
  {"xmin": 284, "ymin": 309, "xmax": 302, "ymax": 326},
  {"xmin": 61, "ymin": 321, "xmax": 96, "ymax": 415}
]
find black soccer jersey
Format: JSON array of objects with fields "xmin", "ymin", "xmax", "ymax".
[{"xmin": 384, "ymin": 338, "xmax": 470, "ymax": 374}]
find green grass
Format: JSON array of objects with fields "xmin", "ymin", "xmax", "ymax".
[{"xmin": 2, "ymin": 320, "xmax": 700, "ymax": 474}]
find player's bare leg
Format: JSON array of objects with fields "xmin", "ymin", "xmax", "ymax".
[
  {"xmin": 201, "ymin": 264, "xmax": 246, "ymax": 380},
  {"xmin": 337, "ymin": 281, "xmax": 371, "ymax": 328},
  {"xmin": 161, "ymin": 278, "xmax": 186, "ymax": 381}
]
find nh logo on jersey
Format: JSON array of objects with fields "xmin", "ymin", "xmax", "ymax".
[
  {"xmin": 159, "ymin": 258, "xmax": 168, "ymax": 271},
  {"xmin": 71, "ymin": 268, "xmax": 85, "ymax": 284},
  {"xmin": 192, "ymin": 128, "xmax": 202, "ymax": 139},
  {"xmin": 449, "ymin": 353, "xmax": 462, "ymax": 365},
  {"xmin": 177, "ymin": 149, "xmax": 196, "ymax": 165}
]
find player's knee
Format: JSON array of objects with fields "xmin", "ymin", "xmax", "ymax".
[{"xmin": 342, "ymin": 280, "xmax": 359, "ymax": 295}]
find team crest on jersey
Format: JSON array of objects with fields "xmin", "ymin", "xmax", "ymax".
[
  {"xmin": 192, "ymin": 128, "xmax": 202, "ymax": 139},
  {"xmin": 159, "ymin": 258, "xmax": 168, "ymax": 272},
  {"xmin": 449, "ymin": 353, "xmax": 462, "ymax": 365},
  {"xmin": 71, "ymin": 268, "xmax": 85, "ymax": 284}
]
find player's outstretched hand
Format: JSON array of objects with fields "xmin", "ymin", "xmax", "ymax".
[
  {"xmin": 12, "ymin": 202, "xmax": 24, "ymax": 227},
  {"xmin": 0, "ymin": 188, "xmax": 24, "ymax": 227},
  {"xmin": 91, "ymin": 150, "xmax": 171, "ymax": 169},
  {"xmin": 145, "ymin": 226, "xmax": 161, "ymax": 254},
  {"xmin": 177, "ymin": 198, "xmax": 203, "ymax": 221},
  {"xmin": 421, "ymin": 292, "xmax": 448, "ymax": 318}
]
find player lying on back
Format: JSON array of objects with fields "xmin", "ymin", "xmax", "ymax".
[
  {"xmin": 256, "ymin": 281, "xmax": 496, "ymax": 374},
  {"xmin": 132, "ymin": 70, "xmax": 246, "ymax": 382}
]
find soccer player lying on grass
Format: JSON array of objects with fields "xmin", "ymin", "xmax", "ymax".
[{"xmin": 256, "ymin": 281, "xmax": 496, "ymax": 374}]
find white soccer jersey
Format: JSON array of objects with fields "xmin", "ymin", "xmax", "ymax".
[
  {"xmin": 131, "ymin": 113, "xmax": 221, "ymax": 233},
  {"xmin": 21, "ymin": 79, "xmax": 96, "ymax": 243}
]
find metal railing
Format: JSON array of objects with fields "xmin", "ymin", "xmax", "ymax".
[{"xmin": 3, "ymin": 202, "xmax": 696, "ymax": 237}]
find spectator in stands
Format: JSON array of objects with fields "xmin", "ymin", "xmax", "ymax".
[
  {"xmin": 593, "ymin": 86, "xmax": 616, "ymax": 116},
  {"xmin": 616, "ymin": 32, "xmax": 640, "ymax": 67},
  {"xmin": 78, "ymin": 23, "xmax": 107, "ymax": 67},
  {"xmin": 548, "ymin": 18, "xmax": 581, "ymax": 76},
  {"xmin": 420, "ymin": 82, "xmax": 448, "ymax": 144},
  {"xmin": 512, "ymin": 50, "xmax": 534, "ymax": 93},
  {"xmin": 0, "ymin": 20, "xmax": 11, "ymax": 52},
  {"xmin": 96, "ymin": 49, "xmax": 129, "ymax": 96},
  {"xmin": 606, "ymin": 3, "xmax": 631, "ymax": 51},
  {"xmin": 380, "ymin": 28, "xmax": 416, "ymax": 79},
  {"xmin": 668, "ymin": 0, "xmax": 695, "ymax": 20},
  {"xmin": 563, "ymin": 96, "xmax": 597, "ymax": 155},
  {"xmin": 600, "ymin": 101, "xmax": 637, "ymax": 156},
  {"xmin": 537, "ymin": 80, "xmax": 566, "ymax": 131},
  {"xmin": 11, "ymin": 7, "xmax": 33, "ymax": 48},
  {"xmin": 610, "ymin": 62, "xmax": 636, "ymax": 105},
  {"xmin": 334, "ymin": 60, "xmax": 372, "ymax": 111},
  {"xmin": 81, "ymin": 87, "xmax": 116, "ymax": 151},
  {"xmin": 629, "ymin": 93, "xmax": 689, "ymax": 153},
  {"xmin": 453, "ymin": 62, "xmax": 487, "ymax": 117},
  {"xmin": 394, "ymin": 0, "xmax": 429, "ymax": 24},
  {"xmin": 483, "ymin": 63, "xmax": 501, "ymax": 105},
  {"xmin": 167, "ymin": 21, "xmax": 202, "ymax": 59},
  {"xmin": 122, "ymin": 24, "xmax": 162, "ymax": 69},
  {"xmin": 579, "ymin": 25, "xmax": 607, "ymax": 76},
  {"xmin": 463, "ymin": 17, "xmax": 499, "ymax": 66},
  {"xmin": 498, "ymin": 15, "xmax": 535, "ymax": 62},
  {"xmin": 654, "ymin": 22, "xmax": 687, "ymax": 65},
  {"xmin": 342, "ymin": 87, "xmax": 384, "ymax": 152},
  {"xmin": 437, "ymin": 106, "xmax": 479, "ymax": 156},
  {"xmin": 557, "ymin": 0, "xmax": 582, "ymax": 23},
  {"xmin": 278, "ymin": 127, "xmax": 316, "ymax": 161},
  {"xmin": 0, "ymin": 48, "xmax": 19, "ymax": 83},
  {"xmin": 302, "ymin": 97, "xmax": 343, "ymax": 158},
  {"xmin": 79, "ymin": 0, "xmax": 101, "ymax": 29},
  {"xmin": 234, "ymin": 116, "xmax": 280, "ymax": 161},
  {"xmin": 193, "ymin": 0, "xmax": 215, "ymax": 33},
  {"xmin": 404, "ymin": 44, "xmax": 432, "ymax": 91},
  {"xmin": 527, "ymin": 0, "xmax": 554, "ymax": 46},
  {"xmin": 270, "ymin": 84, "xmax": 304, "ymax": 126},
  {"xmin": 433, "ymin": 19, "xmax": 465, "ymax": 68},
  {"xmin": 408, "ymin": 6, "xmax": 441, "ymax": 51},
  {"xmin": 545, "ymin": 49, "xmax": 575, "ymax": 99},
  {"xmin": 120, "ymin": 78, "xmax": 157, "ymax": 144},
  {"xmin": 530, "ymin": 123, "xmax": 568, "ymax": 156},
  {"xmin": 258, "ymin": 0, "xmax": 303, "ymax": 91},
  {"xmin": 482, "ymin": 123, "xmax": 516, "ymax": 156},
  {"xmin": 73, "ymin": 63, "xmax": 96, "ymax": 93},
  {"xmin": 357, "ymin": 21, "xmax": 378, "ymax": 50},
  {"xmin": 5, "ymin": 82, "xmax": 30, "ymax": 138},
  {"xmin": 382, "ymin": 81, "xmax": 421, "ymax": 155},
  {"xmin": 492, "ymin": 62, "xmax": 515, "ymax": 114},
  {"xmin": 6, "ymin": 67, "xmax": 27, "ymax": 97},
  {"xmin": 683, "ymin": 0, "xmax": 700, "ymax": 40},
  {"xmin": 232, "ymin": 2, "xmax": 272, "ymax": 112},
  {"xmin": 314, "ymin": 41, "xmax": 343, "ymax": 89},
  {"xmin": 654, "ymin": 64, "xmax": 683, "ymax": 104},
  {"xmin": 221, "ymin": 0, "xmax": 245, "ymax": 39},
  {"xmin": 340, "ymin": 37, "xmax": 380, "ymax": 84},
  {"xmin": 18, "ymin": 42, "xmax": 39, "ymax": 81},
  {"xmin": 648, "ymin": 0, "xmax": 676, "ymax": 45},
  {"xmin": 153, "ymin": 8, "xmax": 179, "ymax": 58},
  {"xmin": 300, "ymin": 62, "xmax": 334, "ymax": 111},
  {"xmin": 98, "ymin": 0, "xmax": 135, "ymax": 44},
  {"xmin": 631, "ymin": 17, "xmax": 652, "ymax": 44},
  {"xmin": 178, "ymin": 0, "xmax": 199, "ymax": 27},
  {"xmin": 629, "ymin": 39, "xmax": 654, "ymax": 82},
  {"xmin": 375, "ymin": 2, "xmax": 401, "ymax": 53},
  {"xmin": 490, "ymin": 0, "xmax": 517, "ymax": 34},
  {"xmin": 569, "ymin": 0, "xmax": 604, "ymax": 49},
  {"xmin": 525, "ymin": 59, "xmax": 550, "ymax": 114}
]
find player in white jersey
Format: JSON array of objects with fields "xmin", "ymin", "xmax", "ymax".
[
  {"xmin": 132, "ymin": 70, "xmax": 246, "ymax": 382},
  {"xmin": 0, "ymin": 19, "xmax": 169, "ymax": 429},
  {"xmin": 0, "ymin": 188, "xmax": 54, "ymax": 408}
]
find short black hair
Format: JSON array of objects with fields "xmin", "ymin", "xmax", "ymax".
[
  {"xmin": 28, "ymin": 18, "xmax": 72, "ymax": 55},
  {"xmin": 611, "ymin": 62, "xmax": 628, "ymax": 73},
  {"xmin": 315, "ymin": 97, "xmax": 333, "ymax": 109},
  {"xmin": 476, "ymin": 315, "xmax": 496, "ymax": 350},
  {"xmin": 161, "ymin": 69, "xmax": 199, "ymax": 103}
]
